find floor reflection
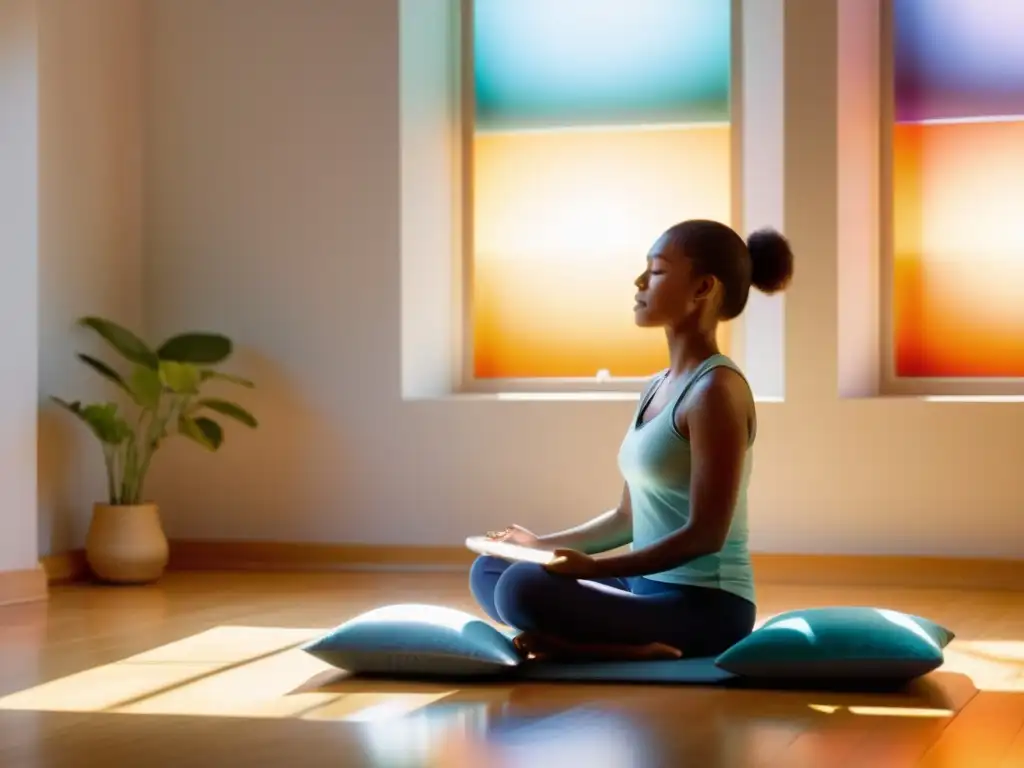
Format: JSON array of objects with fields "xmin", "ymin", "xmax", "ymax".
[
  {"xmin": 356, "ymin": 701, "xmax": 657, "ymax": 768},
  {"xmin": 320, "ymin": 670, "xmax": 978, "ymax": 768}
]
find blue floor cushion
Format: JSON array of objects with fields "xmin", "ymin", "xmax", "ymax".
[
  {"xmin": 301, "ymin": 603, "xmax": 520, "ymax": 677},
  {"xmin": 714, "ymin": 606, "xmax": 955, "ymax": 680}
]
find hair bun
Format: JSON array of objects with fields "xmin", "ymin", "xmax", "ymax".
[{"xmin": 747, "ymin": 228, "xmax": 794, "ymax": 294}]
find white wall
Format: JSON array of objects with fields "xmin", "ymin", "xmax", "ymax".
[
  {"xmin": 139, "ymin": 0, "xmax": 1024, "ymax": 559},
  {"xmin": 0, "ymin": 0, "xmax": 40, "ymax": 572},
  {"xmin": 400, "ymin": 0, "xmax": 460, "ymax": 400},
  {"xmin": 36, "ymin": 0, "xmax": 144, "ymax": 556}
]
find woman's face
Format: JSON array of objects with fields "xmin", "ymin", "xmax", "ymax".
[{"xmin": 632, "ymin": 233, "xmax": 718, "ymax": 329}]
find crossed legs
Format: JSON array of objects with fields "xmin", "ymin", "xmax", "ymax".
[{"xmin": 469, "ymin": 555, "xmax": 756, "ymax": 660}]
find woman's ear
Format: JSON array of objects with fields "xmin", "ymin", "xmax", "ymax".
[{"xmin": 693, "ymin": 274, "xmax": 719, "ymax": 303}]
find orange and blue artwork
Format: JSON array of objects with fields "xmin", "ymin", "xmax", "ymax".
[
  {"xmin": 470, "ymin": 0, "xmax": 733, "ymax": 379},
  {"xmin": 892, "ymin": 0, "xmax": 1024, "ymax": 378}
]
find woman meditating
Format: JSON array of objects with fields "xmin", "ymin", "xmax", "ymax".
[{"xmin": 470, "ymin": 219, "xmax": 794, "ymax": 662}]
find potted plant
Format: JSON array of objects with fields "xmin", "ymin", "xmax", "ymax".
[{"xmin": 52, "ymin": 316, "xmax": 258, "ymax": 584}]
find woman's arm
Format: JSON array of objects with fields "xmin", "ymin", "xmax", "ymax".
[
  {"xmin": 583, "ymin": 369, "xmax": 750, "ymax": 579},
  {"xmin": 536, "ymin": 483, "xmax": 634, "ymax": 554}
]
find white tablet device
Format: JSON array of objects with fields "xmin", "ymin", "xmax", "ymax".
[{"xmin": 464, "ymin": 535, "xmax": 561, "ymax": 565}]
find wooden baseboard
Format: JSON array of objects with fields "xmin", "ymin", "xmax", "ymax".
[
  {"xmin": 41, "ymin": 540, "xmax": 1024, "ymax": 592},
  {"xmin": 0, "ymin": 566, "xmax": 48, "ymax": 606},
  {"xmin": 750, "ymin": 552, "xmax": 1024, "ymax": 591},
  {"xmin": 168, "ymin": 540, "xmax": 476, "ymax": 573}
]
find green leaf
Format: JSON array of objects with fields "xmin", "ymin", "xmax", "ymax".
[
  {"xmin": 158, "ymin": 333, "xmax": 232, "ymax": 364},
  {"xmin": 178, "ymin": 415, "xmax": 223, "ymax": 451},
  {"xmin": 177, "ymin": 415, "xmax": 208, "ymax": 448},
  {"xmin": 196, "ymin": 398, "xmax": 258, "ymax": 428},
  {"xmin": 74, "ymin": 402, "xmax": 133, "ymax": 445},
  {"xmin": 200, "ymin": 369, "xmax": 255, "ymax": 388},
  {"xmin": 129, "ymin": 365, "xmax": 163, "ymax": 409},
  {"xmin": 52, "ymin": 398, "xmax": 131, "ymax": 445},
  {"xmin": 194, "ymin": 417, "xmax": 224, "ymax": 449},
  {"xmin": 78, "ymin": 317, "xmax": 158, "ymax": 369},
  {"xmin": 77, "ymin": 354, "xmax": 130, "ymax": 395},
  {"xmin": 159, "ymin": 361, "xmax": 202, "ymax": 394}
]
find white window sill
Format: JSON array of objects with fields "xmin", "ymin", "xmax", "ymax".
[{"xmin": 406, "ymin": 391, "xmax": 787, "ymax": 403}]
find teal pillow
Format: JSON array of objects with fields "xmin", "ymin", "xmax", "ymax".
[
  {"xmin": 714, "ymin": 606, "xmax": 955, "ymax": 680},
  {"xmin": 301, "ymin": 603, "xmax": 520, "ymax": 677}
]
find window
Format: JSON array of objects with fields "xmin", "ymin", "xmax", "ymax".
[
  {"xmin": 886, "ymin": 0, "xmax": 1024, "ymax": 387},
  {"xmin": 465, "ymin": 0, "xmax": 736, "ymax": 386}
]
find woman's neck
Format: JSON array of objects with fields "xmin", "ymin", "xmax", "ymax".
[{"xmin": 664, "ymin": 325, "xmax": 719, "ymax": 378}]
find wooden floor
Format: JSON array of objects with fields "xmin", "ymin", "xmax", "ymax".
[{"xmin": 2, "ymin": 572, "xmax": 1024, "ymax": 767}]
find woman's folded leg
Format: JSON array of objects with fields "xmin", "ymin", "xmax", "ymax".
[
  {"xmin": 469, "ymin": 555, "xmax": 627, "ymax": 626},
  {"xmin": 492, "ymin": 561, "xmax": 755, "ymax": 658}
]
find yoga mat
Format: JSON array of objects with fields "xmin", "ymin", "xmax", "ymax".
[
  {"xmin": 345, "ymin": 659, "xmax": 921, "ymax": 693},
  {"xmin": 512, "ymin": 656, "xmax": 737, "ymax": 685},
  {"xmin": 510, "ymin": 658, "xmax": 918, "ymax": 693}
]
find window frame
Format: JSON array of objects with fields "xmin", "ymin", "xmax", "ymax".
[
  {"xmin": 878, "ymin": 0, "xmax": 1024, "ymax": 398},
  {"xmin": 454, "ymin": 0, "xmax": 746, "ymax": 395}
]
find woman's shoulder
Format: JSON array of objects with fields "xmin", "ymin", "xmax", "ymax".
[
  {"xmin": 677, "ymin": 357, "xmax": 756, "ymax": 443},
  {"xmin": 689, "ymin": 357, "xmax": 751, "ymax": 401},
  {"xmin": 697, "ymin": 355, "xmax": 751, "ymax": 393},
  {"xmin": 703, "ymin": 353, "xmax": 745, "ymax": 376}
]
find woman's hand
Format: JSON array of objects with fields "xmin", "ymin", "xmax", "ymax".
[
  {"xmin": 486, "ymin": 525, "xmax": 540, "ymax": 548},
  {"xmin": 544, "ymin": 548, "xmax": 603, "ymax": 579}
]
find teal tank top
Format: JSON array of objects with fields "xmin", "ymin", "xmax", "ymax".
[{"xmin": 617, "ymin": 354, "xmax": 756, "ymax": 604}]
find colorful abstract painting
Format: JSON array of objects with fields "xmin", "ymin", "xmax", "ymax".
[
  {"xmin": 892, "ymin": 0, "xmax": 1024, "ymax": 377},
  {"xmin": 471, "ymin": 0, "xmax": 733, "ymax": 379}
]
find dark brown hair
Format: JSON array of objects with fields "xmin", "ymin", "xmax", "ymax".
[{"xmin": 662, "ymin": 219, "xmax": 794, "ymax": 320}]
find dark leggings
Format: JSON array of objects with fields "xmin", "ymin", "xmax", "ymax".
[{"xmin": 469, "ymin": 555, "xmax": 757, "ymax": 658}]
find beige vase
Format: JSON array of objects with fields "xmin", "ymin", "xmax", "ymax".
[{"xmin": 85, "ymin": 502, "xmax": 170, "ymax": 584}]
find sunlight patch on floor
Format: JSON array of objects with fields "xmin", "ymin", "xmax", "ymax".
[
  {"xmin": 113, "ymin": 647, "xmax": 340, "ymax": 718},
  {"xmin": 125, "ymin": 625, "xmax": 321, "ymax": 664},
  {"xmin": 0, "ymin": 660, "xmax": 222, "ymax": 713},
  {"xmin": 0, "ymin": 626, "xmax": 321, "ymax": 715},
  {"xmin": 944, "ymin": 640, "xmax": 1024, "ymax": 692},
  {"xmin": 0, "ymin": 625, "xmax": 455, "ymax": 723}
]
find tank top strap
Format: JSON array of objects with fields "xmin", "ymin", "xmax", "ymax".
[
  {"xmin": 634, "ymin": 368, "xmax": 669, "ymax": 416},
  {"xmin": 642, "ymin": 369, "xmax": 670, "ymax": 399},
  {"xmin": 670, "ymin": 354, "xmax": 757, "ymax": 444}
]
